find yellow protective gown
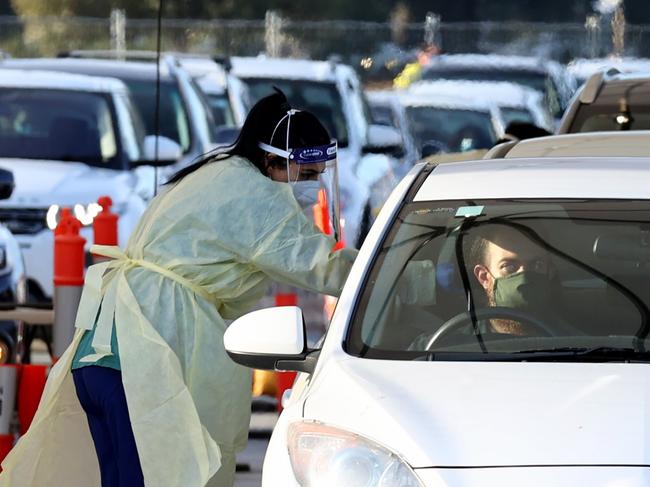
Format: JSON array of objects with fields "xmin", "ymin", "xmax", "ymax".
[{"xmin": 0, "ymin": 155, "xmax": 357, "ymax": 487}]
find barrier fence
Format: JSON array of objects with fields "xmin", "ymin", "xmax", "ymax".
[{"xmin": 2, "ymin": 13, "xmax": 650, "ymax": 82}]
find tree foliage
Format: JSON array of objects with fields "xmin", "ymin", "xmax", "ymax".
[{"xmin": 10, "ymin": 0, "xmax": 157, "ymax": 17}]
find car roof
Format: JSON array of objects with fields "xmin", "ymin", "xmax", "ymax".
[
  {"xmin": 230, "ymin": 56, "xmax": 349, "ymax": 82},
  {"xmin": 500, "ymin": 131, "xmax": 650, "ymax": 158},
  {"xmin": 0, "ymin": 68, "xmax": 127, "ymax": 93},
  {"xmin": 397, "ymin": 90, "xmax": 494, "ymax": 112},
  {"xmin": 176, "ymin": 57, "xmax": 228, "ymax": 94},
  {"xmin": 567, "ymin": 57, "xmax": 650, "ymax": 80},
  {"xmin": 409, "ymin": 80, "xmax": 541, "ymax": 107},
  {"xmin": 423, "ymin": 54, "xmax": 557, "ymax": 73},
  {"xmin": 0, "ymin": 57, "xmax": 173, "ymax": 81},
  {"xmin": 415, "ymin": 157, "xmax": 650, "ymax": 202}
]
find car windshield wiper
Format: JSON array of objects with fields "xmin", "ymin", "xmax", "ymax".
[
  {"xmin": 416, "ymin": 347, "xmax": 650, "ymax": 362},
  {"xmin": 506, "ymin": 346, "xmax": 650, "ymax": 362}
]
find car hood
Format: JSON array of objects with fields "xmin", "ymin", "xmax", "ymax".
[
  {"xmin": 303, "ymin": 358, "xmax": 650, "ymax": 468},
  {"xmin": 0, "ymin": 158, "xmax": 132, "ymax": 207}
]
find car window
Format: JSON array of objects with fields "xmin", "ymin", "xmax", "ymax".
[
  {"xmin": 571, "ymin": 106, "xmax": 650, "ymax": 132},
  {"xmin": 405, "ymin": 106, "xmax": 496, "ymax": 152},
  {"xmin": 242, "ymin": 78, "xmax": 349, "ymax": 147},
  {"xmin": 347, "ymin": 199, "xmax": 650, "ymax": 361},
  {"xmin": 124, "ymin": 79, "xmax": 191, "ymax": 153},
  {"xmin": 206, "ymin": 93, "xmax": 236, "ymax": 127},
  {"xmin": 0, "ymin": 88, "xmax": 120, "ymax": 168}
]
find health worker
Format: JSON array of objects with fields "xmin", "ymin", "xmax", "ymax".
[{"xmin": 1, "ymin": 90, "xmax": 356, "ymax": 487}]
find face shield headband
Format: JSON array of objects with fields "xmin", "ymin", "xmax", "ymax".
[
  {"xmin": 258, "ymin": 109, "xmax": 337, "ymax": 167},
  {"xmin": 258, "ymin": 109, "xmax": 342, "ymax": 242}
]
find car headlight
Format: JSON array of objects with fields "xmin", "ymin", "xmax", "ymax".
[
  {"xmin": 288, "ymin": 421, "xmax": 423, "ymax": 487},
  {"xmin": 46, "ymin": 203, "xmax": 105, "ymax": 230}
]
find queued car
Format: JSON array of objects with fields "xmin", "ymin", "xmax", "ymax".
[
  {"xmin": 0, "ymin": 54, "xmax": 216, "ymax": 178},
  {"xmin": 417, "ymin": 54, "xmax": 577, "ymax": 123},
  {"xmin": 409, "ymin": 79, "xmax": 554, "ymax": 131},
  {"xmin": 230, "ymin": 55, "xmax": 402, "ymax": 248},
  {"xmin": 0, "ymin": 68, "xmax": 179, "ymax": 303},
  {"xmin": 395, "ymin": 90, "xmax": 504, "ymax": 156},
  {"xmin": 225, "ymin": 151, "xmax": 650, "ymax": 486},
  {"xmin": 558, "ymin": 70, "xmax": 650, "ymax": 134}
]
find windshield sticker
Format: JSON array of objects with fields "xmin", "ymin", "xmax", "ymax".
[{"xmin": 455, "ymin": 205, "xmax": 485, "ymax": 218}]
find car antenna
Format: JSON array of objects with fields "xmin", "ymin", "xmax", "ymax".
[{"xmin": 153, "ymin": 0, "xmax": 164, "ymax": 196}]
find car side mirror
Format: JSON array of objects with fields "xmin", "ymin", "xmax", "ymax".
[
  {"xmin": 134, "ymin": 135, "xmax": 183, "ymax": 167},
  {"xmin": 0, "ymin": 168, "xmax": 15, "ymax": 200},
  {"xmin": 363, "ymin": 124, "xmax": 403, "ymax": 156},
  {"xmin": 224, "ymin": 306, "xmax": 319, "ymax": 374}
]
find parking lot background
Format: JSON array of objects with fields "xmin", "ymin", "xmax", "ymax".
[{"xmin": 2, "ymin": 12, "xmax": 650, "ymax": 80}]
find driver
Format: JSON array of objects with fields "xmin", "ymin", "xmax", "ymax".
[{"xmin": 468, "ymin": 223, "xmax": 557, "ymax": 335}]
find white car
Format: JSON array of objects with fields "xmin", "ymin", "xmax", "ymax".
[
  {"xmin": 225, "ymin": 154, "xmax": 650, "ymax": 486},
  {"xmin": 419, "ymin": 54, "xmax": 577, "ymax": 122},
  {"xmin": 0, "ymin": 69, "xmax": 179, "ymax": 302},
  {"xmin": 395, "ymin": 89, "xmax": 505, "ymax": 156},
  {"xmin": 1, "ymin": 55, "xmax": 215, "ymax": 178},
  {"xmin": 410, "ymin": 80, "xmax": 554, "ymax": 131},
  {"xmin": 230, "ymin": 56, "xmax": 402, "ymax": 248}
]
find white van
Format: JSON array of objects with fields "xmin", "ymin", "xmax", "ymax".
[{"xmin": 0, "ymin": 69, "xmax": 179, "ymax": 302}]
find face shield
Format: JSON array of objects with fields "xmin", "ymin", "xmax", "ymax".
[{"xmin": 258, "ymin": 110, "xmax": 342, "ymax": 242}]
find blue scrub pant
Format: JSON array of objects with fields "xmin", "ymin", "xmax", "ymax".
[{"xmin": 72, "ymin": 366, "xmax": 144, "ymax": 487}]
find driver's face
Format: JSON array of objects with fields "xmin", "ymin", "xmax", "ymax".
[
  {"xmin": 474, "ymin": 227, "xmax": 549, "ymax": 290},
  {"xmin": 473, "ymin": 228, "xmax": 551, "ymax": 335}
]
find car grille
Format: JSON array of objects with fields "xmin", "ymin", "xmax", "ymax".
[{"xmin": 0, "ymin": 208, "xmax": 48, "ymax": 235}]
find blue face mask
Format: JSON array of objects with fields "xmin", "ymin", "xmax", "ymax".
[{"xmin": 291, "ymin": 180, "xmax": 321, "ymax": 209}]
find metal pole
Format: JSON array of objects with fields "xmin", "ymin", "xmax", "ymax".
[
  {"xmin": 585, "ymin": 14, "xmax": 602, "ymax": 58},
  {"xmin": 110, "ymin": 8, "xmax": 127, "ymax": 60},
  {"xmin": 424, "ymin": 12, "xmax": 441, "ymax": 47},
  {"xmin": 265, "ymin": 10, "xmax": 282, "ymax": 57}
]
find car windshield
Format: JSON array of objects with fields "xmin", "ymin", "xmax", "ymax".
[
  {"xmin": 0, "ymin": 88, "xmax": 119, "ymax": 167},
  {"xmin": 347, "ymin": 199, "xmax": 650, "ymax": 362},
  {"xmin": 422, "ymin": 67, "xmax": 563, "ymax": 116},
  {"xmin": 405, "ymin": 106, "xmax": 496, "ymax": 152},
  {"xmin": 123, "ymin": 79, "xmax": 191, "ymax": 153},
  {"xmin": 242, "ymin": 78, "xmax": 349, "ymax": 147}
]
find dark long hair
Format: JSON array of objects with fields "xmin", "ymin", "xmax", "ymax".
[{"xmin": 166, "ymin": 89, "xmax": 330, "ymax": 184}]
